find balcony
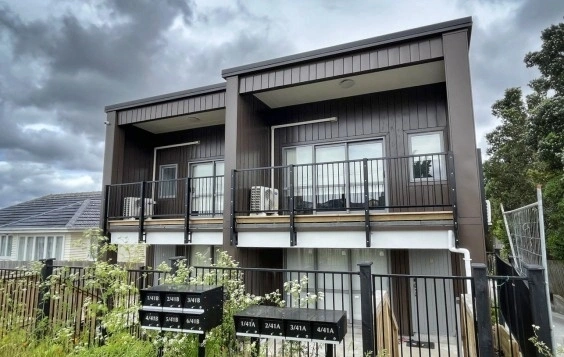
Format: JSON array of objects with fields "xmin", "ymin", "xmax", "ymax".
[
  {"xmin": 231, "ymin": 153, "xmax": 456, "ymax": 248},
  {"xmin": 104, "ymin": 176, "xmax": 224, "ymax": 245}
]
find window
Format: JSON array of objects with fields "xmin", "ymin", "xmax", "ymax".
[
  {"xmin": 283, "ymin": 140, "xmax": 385, "ymax": 210},
  {"xmin": 190, "ymin": 161, "xmax": 224, "ymax": 216},
  {"xmin": 159, "ymin": 164, "xmax": 178, "ymax": 198},
  {"xmin": 0, "ymin": 235, "xmax": 13, "ymax": 258},
  {"xmin": 409, "ymin": 132, "xmax": 445, "ymax": 180},
  {"xmin": 17, "ymin": 235, "xmax": 63, "ymax": 261}
]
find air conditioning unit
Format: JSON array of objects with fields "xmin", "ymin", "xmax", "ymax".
[
  {"xmin": 250, "ymin": 186, "xmax": 279, "ymax": 216},
  {"xmin": 123, "ymin": 197, "xmax": 154, "ymax": 218}
]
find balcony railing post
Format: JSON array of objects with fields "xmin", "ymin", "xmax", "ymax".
[
  {"xmin": 212, "ymin": 174, "xmax": 217, "ymax": 217},
  {"xmin": 138, "ymin": 181, "xmax": 146, "ymax": 243},
  {"xmin": 447, "ymin": 151, "xmax": 458, "ymax": 244},
  {"xmin": 103, "ymin": 184, "xmax": 110, "ymax": 237},
  {"xmin": 230, "ymin": 170, "xmax": 237, "ymax": 246},
  {"xmin": 363, "ymin": 158, "xmax": 371, "ymax": 247},
  {"xmin": 184, "ymin": 177, "xmax": 191, "ymax": 244},
  {"xmin": 358, "ymin": 262, "xmax": 374, "ymax": 356},
  {"xmin": 289, "ymin": 164, "xmax": 296, "ymax": 246}
]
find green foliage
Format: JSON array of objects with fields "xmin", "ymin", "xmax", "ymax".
[
  {"xmin": 1, "ymin": 231, "xmax": 328, "ymax": 357},
  {"xmin": 484, "ymin": 19, "xmax": 564, "ymax": 256}
]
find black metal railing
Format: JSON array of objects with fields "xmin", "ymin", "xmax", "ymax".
[
  {"xmin": 232, "ymin": 152, "xmax": 453, "ymax": 216},
  {"xmin": 1, "ymin": 259, "xmax": 554, "ymax": 356},
  {"xmin": 105, "ymin": 176, "xmax": 224, "ymax": 220}
]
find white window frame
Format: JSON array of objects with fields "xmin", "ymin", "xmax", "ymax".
[
  {"xmin": 408, "ymin": 131, "xmax": 446, "ymax": 182},
  {"xmin": 17, "ymin": 235, "xmax": 64, "ymax": 261},
  {"xmin": 189, "ymin": 160, "xmax": 224, "ymax": 216},
  {"xmin": 282, "ymin": 139, "xmax": 386, "ymax": 211},
  {"xmin": 0, "ymin": 235, "xmax": 13, "ymax": 259},
  {"xmin": 158, "ymin": 164, "xmax": 178, "ymax": 199}
]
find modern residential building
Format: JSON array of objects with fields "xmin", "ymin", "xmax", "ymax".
[
  {"xmin": 0, "ymin": 192, "xmax": 102, "ymax": 265},
  {"xmin": 102, "ymin": 16, "xmax": 486, "ymax": 289}
]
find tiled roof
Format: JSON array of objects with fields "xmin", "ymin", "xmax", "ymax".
[{"xmin": 0, "ymin": 192, "xmax": 101, "ymax": 230}]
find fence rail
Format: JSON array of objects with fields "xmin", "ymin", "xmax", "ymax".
[{"xmin": 0, "ymin": 255, "xmax": 554, "ymax": 356}]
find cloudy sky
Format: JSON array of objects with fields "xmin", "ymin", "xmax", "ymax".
[{"xmin": 0, "ymin": 0, "xmax": 562, "ymax": 208}]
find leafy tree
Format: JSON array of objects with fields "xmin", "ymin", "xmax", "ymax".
[{"xmin": 485, "ymin": 20, "xmax": 564, "ymax": 258}]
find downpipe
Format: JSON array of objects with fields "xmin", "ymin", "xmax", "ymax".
[{"xmin": 448, "ymin": 230, "xmax": 473, "ymax": 294}]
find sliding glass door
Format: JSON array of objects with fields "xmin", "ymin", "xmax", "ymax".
[
  {"xmin": 283, "ymin": 140, "xmax": 385, "ymax": 212},
  {"xmin": 190, "ymin": 161, "xmax": 224, "ymax": 216}
]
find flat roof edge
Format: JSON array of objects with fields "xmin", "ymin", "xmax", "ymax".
[
  {"xmin": 222, "ymin": 17, "xmax": 472, "ymax": 78},
  {"xmin": 105, "ymin": 82, "xmax": 226, "ymax": 112}
]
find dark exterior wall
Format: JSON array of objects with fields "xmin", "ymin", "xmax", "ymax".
[
  {"xmin": 223, "ymin": 76, "xmax": 272, "ymax": 263},
  {"xmin": 443, "ymin": 30, "xmax": 486, "ymax": 263},
  {"xmin": 239, "ymin": 37, "xmax": 443, "ymax": 93},
  {"xmin": 154, "ymin": 125, "xmax": 225, "ymax": 178},
  {"xmin": 121, "ymin": 126, "xmax": 154, "ymax": 183},
  {"xmin": 117, "ymin": 91, "xmax": 225, "ymax": 125},
  {"xmin": 271, "ymin": 83, "xmax": 448, "ymax": 162}
]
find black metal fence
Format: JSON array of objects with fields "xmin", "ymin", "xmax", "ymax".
[
  {"xmin": 105, "ymin": 176, "xmax": 224, "ymax": 221},
  {"xmin": 232, "ymin": 153, "xmax": 454, "ymax": 216},
  {"xmin": 0, "ymin": 257, "xmax": 553, "ymax": 356}
]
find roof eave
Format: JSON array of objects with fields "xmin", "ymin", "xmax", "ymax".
[
  {"xmin": 222, "ymin": 16, "xmax": 472, "ymax": 78},
  {"xmin": 104, "ymin": 82, "xmax": 227, "ymax": 113}
]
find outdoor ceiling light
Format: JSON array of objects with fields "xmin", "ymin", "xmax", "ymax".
[
  {"xmin": 339, "ymin": 79, "xmax": 355, "ymax": 89},
  {"xmin": 185, "ymin": 116, "xmax": 200, "ymax": 122}
]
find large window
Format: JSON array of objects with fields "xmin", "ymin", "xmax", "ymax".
[
  {"xmin": 190, "ymin": 161, "xmax": 224, "ymax": 216},
  {"xmin": 159, "ymin": 164, "xmax": 178, "ymax": 198},
  {"xmin": 0, "ymin": 235, "xmax": 13, "ymax": 258},
  {"xmin": 283, "ymin": 140, "xmax": 385, "ymax": 211},
  {"xmin": 17, "ymin": 236, "xmax": 63, "ymax": 261},
  {"xmin": 409, "ymin": 132, "xmax": 445, "ymax": 181}
]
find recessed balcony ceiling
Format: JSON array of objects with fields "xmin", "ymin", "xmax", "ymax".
[
  {"xmin": 254, "ymin": 60, "xmax": 445, "ymax": 108},
  {"xmin": 133, "ymin": 108, "xmax": 225, "ymax": 134}
]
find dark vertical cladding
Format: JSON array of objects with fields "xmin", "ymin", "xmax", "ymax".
[
  {"xmin": 153, "ymin": 125, "xmax": 225, "ymax": 178},
  {"xmin": 236, "ymin": 95, "xmax": 271, "ymax": 169},
  {"xmin": 116, "ymin": 91, "xmax": 226, "ymax": 125},
  {"xmin": 100, "ymin": 111, "xmax": 124, "ymax": 231},
  {"xmin": 272, "ymin": 83, "xmax": 447, "ymax": 159},
  {"xmin": 269, "ymin": 84, "xmax": 449, "ymax": 211},
  {"xmin": 237, "ymin": 37, "xmax": 444, "ymax": 93},
  {"xmin": 223, "ymin": 76, "xmax": 272, "ymax": 264},
  {"xmin": 443, "ymin": 30, "xmax": 486, "ymax": 263},
  {"xmin": 117, "ymin": 124, "xmax": 226, "ymax": 183}
]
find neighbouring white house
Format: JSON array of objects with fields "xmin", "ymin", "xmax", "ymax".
[
  {"xmin": 0, "ymin": 192, "xmax": 102, "ymax": 265},
  {"xmin": 0, "ymin": 192, "xmax": 146, "ymax": 266}
]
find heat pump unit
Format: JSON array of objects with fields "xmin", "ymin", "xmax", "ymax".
[
  {"xmin": 250, "ymin": 186, "xmax": 279, "ymax": 216},
  {"xmin": 123, "ymin": 197, "xmax": 154, "ymax": 218}
]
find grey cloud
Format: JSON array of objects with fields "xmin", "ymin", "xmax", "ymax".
[{"xmin": 461, "ymin": 0, "xmax": 564, "ymax": 151}]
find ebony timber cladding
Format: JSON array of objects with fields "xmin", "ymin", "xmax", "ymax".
[
  {"xmin": 119, "ymin": 125, "xmax": 225, "ymax": 184},
  {"xmin": 117, "ymin": 91, "xmax": 226, "ymax": 125},
  {"xmin": 270, "ymin": 83, "xmax": 450, "ymax": 212},
  {"xmin": 239, "ymin": 37, "xmax": 443, "ymax": 94},
  {"xmin": 272, "ymin": 83, "xmax": 448, "ymax": 161},
  {"xmin": 154, "ymin": 125, "xmax": 225, "ymax": 178}
]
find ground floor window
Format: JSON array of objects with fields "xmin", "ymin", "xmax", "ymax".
[
  {"xmin": 0, "ymin": 235, "xmax": 13, "ymax": 258},
  {"xmin": 17, "ymin": 235, "xmax": 63, "ymax": 261}
]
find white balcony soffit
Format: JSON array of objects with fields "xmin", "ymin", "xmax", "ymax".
[
  {"xmin": 133, "ymin": 108, "xmax": 226, "ymax": 134},
  {"xmin": 254, "ymin": 60, "xmax": 445, "ymax": 108}
]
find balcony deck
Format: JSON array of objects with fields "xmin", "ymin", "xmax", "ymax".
[
  {"xmin": 236, "ymin": 211, "xmax": 453, "ymax": 224},
  {"xmin": 109, "ymin": 217, "xmax": 222, "ymax": 228}
]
